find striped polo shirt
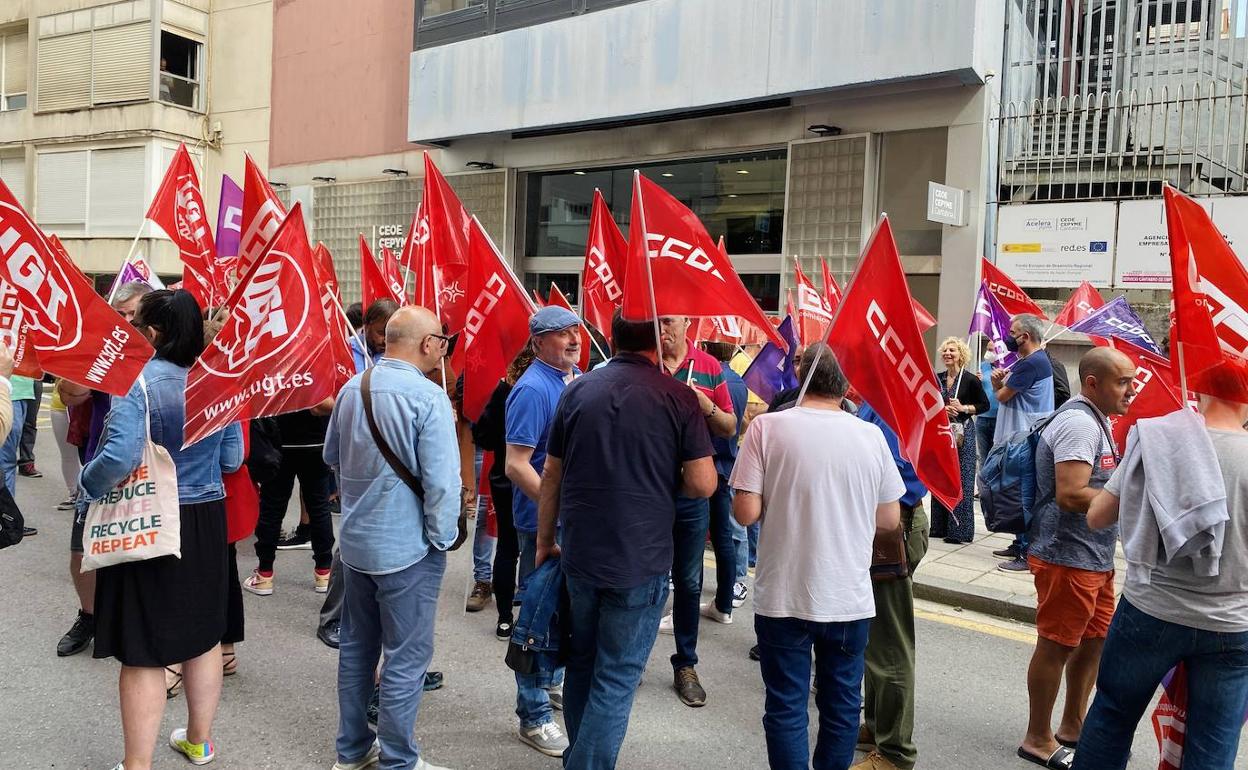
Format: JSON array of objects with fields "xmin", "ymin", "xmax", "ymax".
[{"xmin": 670, "ymin": 339, "xmax": 734, "ymax": 414}]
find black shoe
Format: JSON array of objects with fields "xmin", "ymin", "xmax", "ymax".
[
  {"xmin": 317, "ymin": 622, "xmax": 340, "ymax": 649},
  {"xmin": 998, "ymin": 556, "xmax": 1030, "ymax": 572},
  {"xmin": 748, "ymin": 645, "xmax": 760, "ymax": 662},
  {"xmin": 496, "ymin": 619, "xmax": 513, "ymax": 641},
  {"xmin": 366, "ymin": 684, "xmax": 380, "ymax": 726},
  {"xmin": 18, "ymin": 463, "xmax": 41, "ymax": 478},
  {"xmin": 992, "ymin": 545, "xmax": 1020, "ymax": 558},
  {"xmin": 275, "ymin": 528, "xmax": 312, "ymax": 550},
  {"xmin": 423, "ymin": 671, "xmax": 444, "ymax": 691},
  {"xmin": 57, "ymin": 611, "xmax": 94, "ymax": 657},
  {"xmin": 673, "ymin": 666, "xmax": 706, "ymax": 707},
  {"xmin": 22, "ymin": 526, "xmax": 36, "ymax": 537},
  {"xmin": 57, "ymin": 498, "xmax": 75, "ymax": 511}
]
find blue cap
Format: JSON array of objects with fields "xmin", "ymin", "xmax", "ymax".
[{"xmin": 529, "ymin": 305, "xmax": 580, "ymax": 336}]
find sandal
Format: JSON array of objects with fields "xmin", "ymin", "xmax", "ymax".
[
  {"xmin": 165, "ymin": 666, "xmax": 183, "ymax": 700},
  {"xmin": 1017, "ymin": 745, "xmax": 1075, "ymax": 769},
  {"xmin": 222, "ymin": 650, "xmax": 237, "ymax": 677}
]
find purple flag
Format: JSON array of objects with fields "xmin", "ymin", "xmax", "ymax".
[
  {"xmin": 969, "ymin": 281, "xmax": 1018, "ymax": 368},
  {"xmin": 1068, "ymin": 295, "xmax": 1161, "ymax": 354},
  {"xmin": 742, "ymin": 316, "xmax": 799, "ymax": 405},
  {"xmin": 215, "ymin": 174, "xmax": 243, "ymax": 258}
]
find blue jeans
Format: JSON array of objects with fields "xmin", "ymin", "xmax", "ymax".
[
  {"xmin": 733, "ymin": 519, "xmax": 748, "ymax": 583},
  {"xmin": 671, "ymin": 495, "xmax": 710, "ymax": 670},
  {"xmin": 337, "ymin": 551, "xmax": 446, "ymax": 770},
  {"xmin": 755, "ymin": 614, "xmax": 871, "ymax": 770},
  {"xmin": 2, "ymin": 399, "xmax": 29, "ymax": 496},
  {"xmin": 515, "ymin": 530, "xmax": 563, "ymax": 728},
  {"xmin": 707, "ymin": 477, "xmax": 739, "ymax": 613},
  {"xmin": 563, "ymin": 573, "xmax": 668, "ymax": 769},
  {"xmin": 472, "ymin": 449, "xmax": 494, "ymax": 582},
  {"xmin": 1073, "ymin": 599, "xmax": 1248, "ymax": 770},
  {"xmin": 748, "ymin": 522, "xmax": 759, "ymax": 568}
]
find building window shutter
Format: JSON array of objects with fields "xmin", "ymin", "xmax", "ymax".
[
  {"xmin": 36, "ymin": 32, "xmax": 91, "ymax": 112},
  {"xmin": 92, "ymin": 23, "xmax": 149, "ymax": 105},
  {"xmin": 88, "ymin": 146, "xmax": 145, "ymax": 235},
  {"xmin": 36, "ymin": 151, "xmax": 89, "ymax": 234},
  {"xmin": 4, "ymin": 32, "xmax": 28, "ymax": 97},
  {"xmin": 0, "ymin": 154, "xmax": 27, "ymax": 209}
]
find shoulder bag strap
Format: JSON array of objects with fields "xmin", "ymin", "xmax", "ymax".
[{"xmin": 361, "ymin": 367, "xmax": 424, "ymax": 503}]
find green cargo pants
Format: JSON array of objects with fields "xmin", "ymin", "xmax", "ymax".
[{"xmin": 863, "ymin": 504, "xmax": 929, "ymax": 770}]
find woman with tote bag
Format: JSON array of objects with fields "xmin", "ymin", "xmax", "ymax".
[{"xmin": 78, "ymin": 290, "xmax": 243, "ymax": 770}]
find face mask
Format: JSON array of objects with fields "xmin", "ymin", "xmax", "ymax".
[
  {"xmin": 983, "ymin": 351, "xmax": 998, "ymax": 365},
  {"xmin": 1004, "ymin": 334, "xmax": 1021, "ymax": 353}
]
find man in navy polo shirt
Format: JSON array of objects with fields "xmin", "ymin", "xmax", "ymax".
[
  {"xmin": 505, "ymin": 304, "xmax": 582, "ymax": 758},
  {"xmin": 535, "ymin": 311, "xmax": 717, "ymax": 768}
]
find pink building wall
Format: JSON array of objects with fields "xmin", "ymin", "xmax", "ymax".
[{"xmin": 270, "ymin": 0, "xmax": 415, "ymax": 166}]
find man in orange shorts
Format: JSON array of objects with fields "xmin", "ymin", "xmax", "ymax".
[{"xmin": 1016, "ymin": 348, "xmax": 1136, "ymax": 770}]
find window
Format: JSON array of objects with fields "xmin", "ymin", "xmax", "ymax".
[
  {"xmin": 0, "ymin": 153, "xmax": 27, "ymax": 208},
  {"xmin": 1, "ymin": 29, "xmax": 27, "ymax": 111},
  {"xmin": 159, "ymin": 30, "xmax": 200, "ymax": 109},
  {"xmin": 523, "ymin": 150, "xmax": 787, "ymax": 259},
  {"xmin": 422, "ymin": 0, "xmax": 485, "ymax": 17},
  {"xmin": 523, "ymin": 272, "xmax": 581, "ymax": 306},
  {"xmin": 36, "ymin": 3, "xmax": 152, "ymax": 112},
  {"xmin": 36, "ymin": 146, "xmax": 146, "ymax": 237}
]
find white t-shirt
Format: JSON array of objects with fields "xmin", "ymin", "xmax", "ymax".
[{"xmin": 730, "ymin": 407, "xmax": 906, "ymax": 623}]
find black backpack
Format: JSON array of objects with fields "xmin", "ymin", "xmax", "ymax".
[{"xmin": 0, "ymin": 486, "xmax": 25, "ymax": 549}]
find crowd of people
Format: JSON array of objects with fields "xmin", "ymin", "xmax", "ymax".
[{"xmin": 5, "ymin": 288, "xmax": 1247, "ymax": 770}]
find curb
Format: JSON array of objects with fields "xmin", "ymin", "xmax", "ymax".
[{"xmin": 914, "ymin": 573, "xmax": 1037, "ymax": 626}]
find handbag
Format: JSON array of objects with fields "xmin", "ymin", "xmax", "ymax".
[
  {"xmin": 361, "ymin": 367, "xmax": 469, "ymax": 551},
  {"xmin": 81, "ymin": 376, "xmax": 181, "ymax": 572},
  {"xmin": 946, "ymin": 369, "xmax": 967, "ymax": 449},
  {"xmin": 871, "ymin": 505, "xmax": 919, "ymax": 582}
]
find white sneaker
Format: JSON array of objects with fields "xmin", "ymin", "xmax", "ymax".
[
  {"xmin": 732, "ymin": 581, "xmax": 748, "ymax": 608},
  {"xmin": 414, "ymin": 757, "xmax": 454, "ymax": 770},
  {"xmin": 700, "ymin": 602, "xmax": 733, "ymax": 625},
  {"xmin": 658, "ymin": 612, "xmax": 675, "ymax": 634},
  {"xmin": 332, "ymin": 741, "xmax": 379, "ymax": 770},
  {"xmin": 517, "ymin": 722, "xmax": 569, "ymax": 757}
]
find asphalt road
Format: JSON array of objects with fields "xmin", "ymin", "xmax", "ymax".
[{"xmin": 1, "ymin": 425, "xmax": 1244, "ymax": 769}]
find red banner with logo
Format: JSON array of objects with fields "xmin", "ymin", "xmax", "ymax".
[
  {"xmin": 461, "ymin": 218, "xmax": 537, "ymax": 422},
  {"xmin": 236, "ymin": 153, "xmax": 288, "ymax": 282},
  {"xmin": 360, "ymin": 236, "xmax": 401, "ymax": 308},
  {"xmin": 581, "ymin": 190, "xmax": 627, "ymax": 344},
  {"xmin": 146, "ymin": 144, "xmax": 225, "ymax": 309},
  {"xmin": 829, "ymin": 218, "xmax": 961, "ymax": 511},
  {"xmin": 981, "ymin": 258, "xmax": 1048, "ymax": 319},
  {"xmin": 547, "ymin": 282, "xmax": 591, "ymax": 372},
  {"xmin": 821, "ymin": 258, "xmax": 843, "ymax": 312},
  {"xmin": 0, "ymin": 280, "xmax": 42, "ymax": 377},
  {"xmin": 399, "ymin": 206, "xmax": 434, "ymax": 307},
  {"xmin": 620, "ymin": 172, "xmax": 785, "ymax": 351},
  {"xmin": 184, "ymin": 203, "xmax": 334, "ymax": 447},
  {"xmin": 1107, "ymin": 338, "xmax": 1186, "ymax": 449},
  {"xmin": 794, "ymin": 259, "xmax": 833, "ymax": 347},
  {"xmin": 0, "ymin": 178, "xmax": 153, "ymax": 395},
  {"xmin": 312, "ymin": 242, "xmax": 356, "ymax": 393},
  {"xmin": 423, "ymin": 153, "xmax": 472, "ymax": 331},
  {"xmin": 381, "ymin": 246, "xmax": 405, "ymax": 304}
]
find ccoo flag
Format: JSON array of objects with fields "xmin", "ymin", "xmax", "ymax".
[
  {"xmin": 969, "ymin": 281, "xmax": 1019, "ymax": 369},
  {"xmin": 1068, "ymin": 296, "xmax": 1161, "ymax": 355},
  {"xmin": 580, "ymin": 190, "xmax": 627, "ymax": 345},
  {"xmin": 981, "ymin": 258, "xmax": 1048, "ymax": 319},
  {"xmin": 741, "ymin": 315, "xmax": 799, "ymax": 405}
]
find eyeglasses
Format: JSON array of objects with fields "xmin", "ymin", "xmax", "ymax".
[{"xmin": 428, "ymin": 333, "xmax": 452, "ymax": 346}]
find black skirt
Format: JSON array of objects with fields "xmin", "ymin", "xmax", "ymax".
[{"xmin": 93, "ymin": 499, "xmax": 228, "ymax": 667}]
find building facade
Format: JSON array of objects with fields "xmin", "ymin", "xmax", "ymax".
[{"xmin": 0, "ymin": 0, "xmax": 271, "ymax": 282}]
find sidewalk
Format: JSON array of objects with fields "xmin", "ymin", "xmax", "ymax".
[{"xmin": 913, "ymin": 506, "xmax": 1127, "ymax": 625}]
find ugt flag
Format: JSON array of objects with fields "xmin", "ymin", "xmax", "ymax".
[
  {"xmin": 969, "ymin": 281, "xmax": 1018, "ymax": 368},
  {"xmin": 581, "ymin": 189, "xmax": 627, "ymax": 345},
  {"xmin": 0, "ymin": 179, "xmax": 153, "ymax": 395},
  {"xmin": 1068, "ymin": 296, "xmax": 1161, "ymax": 355},
  {"xmin": 183, "ymin": 203, "xmax": 335, "ymax": 447},
  {"xmin": 146, "ymin": 144, "xmax": 225, "ymax": 309},
  {"xmin": 742, "ymin": 315, "xmax": 799, "ymax": 405},
  {"xmin": 830, "ymin": 217, "xmax": 962, "ymax": 511},
  {"xmin": 237, "ymin": 153, "xmax": 287, "ymax": 281},
  {"xmin": 311, "ymin": 242, "xmax": 356, "ymax": 394}
]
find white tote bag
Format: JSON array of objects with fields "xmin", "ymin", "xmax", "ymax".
[{"xmin": 81, "ymin": 376, "xmax": 181, "ymax": 572}]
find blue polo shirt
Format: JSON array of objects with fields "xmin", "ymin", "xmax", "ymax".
[
  {"xmin": 857, "ymin": 403, "xmax": 927, "ymax": 508},
  {"xmin": 713, "ymin": 363, "xmax": 748, "ymax": 478},
  {"xmin": 505, "ymin": 358, "xmax": 574, "ymax": 533}
]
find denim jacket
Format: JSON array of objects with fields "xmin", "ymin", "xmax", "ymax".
[
  {"xmin": 324, "ymin": 357, "xmax": 461, "ymax": 575},
  {"xmin": 505, "ymin": 557, "xmax": 568, "ymax": 677},
  {"xmin": 79, "ymin": 358, "xmax": 244, "ymax": 505}
]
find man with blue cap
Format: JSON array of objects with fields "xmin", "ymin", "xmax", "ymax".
[{"xmin": 504, "ymin": 304, "xmax": 582, "ymax": 757}]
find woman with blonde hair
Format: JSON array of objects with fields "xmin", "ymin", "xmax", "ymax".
[{"xmin": 931, "ymin": 336, "xmax": 989, "ymax": 544}]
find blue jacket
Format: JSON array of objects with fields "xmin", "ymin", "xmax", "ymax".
[
  {"xmin": 506, "ymin": 556, "xmax": 567, "ymax": 677},
  {"xmin": 324, "ymin": 357, "xmax": 461, "ymax": 575},
  {"xmin": 79, "ymin": 358, "xmax": 243, "ymax": 505}
]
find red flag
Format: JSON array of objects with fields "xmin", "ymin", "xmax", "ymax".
[
  {"xmin": 461, "ymin": 218, "xmax": 537, "ymax": 422},
  {"xmin": 237, "ymin": 154, "xmax": 288, "ymax": 281},
  {"xmin": 423, "ymin": 152, "xmax": 471, "ymax": 331},
  {"xmin": 1055, "ymin": 281, "xmax": 1105, "ymax": 327},
  {"xmin": 547, "ymin": 282, "xmax": 591, "ymax": 372},
  {"xmin": 312, "ymin": 242, "xmax": 355, "ymax": 393},
  {"xmin": 381, "ymin": 246, "xmax": 405, "ymax": 304},
  {"xmin": 785, "ymin": 288, "xmax": 796, "ymax": 325},
  {"xmin": 0, "ymin": 280, "xmax": 42, "ymax": 377},
  {"xmin": 694, "ymin": 315, "xmax": 772, "ymax": 347},
  {"xmin": 581, "ymin": 190, "xmax": 627, "ymax": 344},
  {"xmin": 532, "ymin": 288, "xmax": 546, "ymax": 307},
  {"xmin": 399, "ymin": 206, "xmax": 433, "ymax": 306},
  {"xmin": 1107, "ymin": 338, "xmax": 1186, "ymax": 449},
  {"xmin": 793, "ymin": 259, "xmax": 833, "ymax": 347},
  {"xmin": 620, "ymin": 172, "xmax": 785, "ymax": 350},
  {"xmin": 360, "ymin": 236, "xmax": 400, "ymax": 308},
  {"xmin": 184, "ymin": 203, "xmax": 335, "ymax": 447},
  {"xmin": 981, "ymin": 258, "xmax": 1048, "ymax": 319},
  {"xmin": 829, "ymin": 218, "xmax": 961, "ymax": 511},
  {"xmin": 821, "ymin": 258, "xmax": 842, "ymax": 312},
  {"xmin": 1163, "ymin": 185, "xmax": 1248, "ymax": 403},
  {"xmin": 0, "ymin": 178, "xmax": 153, "ymax": 395},
  {"xmin": 911, "ymin": 298, "xmax": 937, "ymax": 333},
  {"xmin": 145, "ymin": 144, "xmax": 224, "ymax": 309}
]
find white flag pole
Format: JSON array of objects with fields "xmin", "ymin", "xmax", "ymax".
[
  {"xmin": 106, "ymin": 226, "xmax": 147, "ymax": 304},
  {"xmin": 632, "ymin": 172, "xmax": 665, "ymax": 372},
  {"xmin": 327, "ymin": 290, "xmax": 371, "ymax": 368}
]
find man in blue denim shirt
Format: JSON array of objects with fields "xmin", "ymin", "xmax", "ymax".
[
  {"xmin": 505, "ymin": 305, "xmax": 582, "ymax": 758},
  {"xmin": 324, "ymin": 306, "xmax": 460, "ymax": 770}
]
